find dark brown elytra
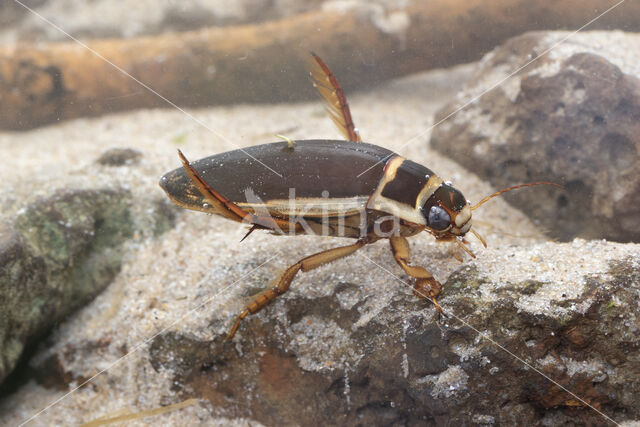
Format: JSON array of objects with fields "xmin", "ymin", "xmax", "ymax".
[{"xmin": 159, "ymin": 53, "xmax": 561, "ymax": 340}]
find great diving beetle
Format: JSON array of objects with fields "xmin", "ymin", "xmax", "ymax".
[{"xmin": 160, "ymin": 53, "xmax": 558, "ymax": 339}]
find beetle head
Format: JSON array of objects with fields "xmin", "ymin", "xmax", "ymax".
[
  {"xmin": 421, "ymin": 183, "xmax": 472, "ymax": 237},
  {"xmin": 419, "ymin": 181, "xmax": 563, "ymax": 257}
]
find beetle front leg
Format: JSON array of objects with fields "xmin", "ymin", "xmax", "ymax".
[
  {"xmin": 389, "ymin": 235, "xmax": 444, "ymax": 315},
  {"xmin": 226, "ymin": 239, "xmax": 367, "ymax": 340}
]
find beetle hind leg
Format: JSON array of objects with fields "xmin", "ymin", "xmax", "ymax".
[
  {"xmin": 226, "ymin": 239, "xmax": 367, "ymax": 340},
  {"xmin": 389, "ymin": 235, "xmax": 444, "ymax": 315}
]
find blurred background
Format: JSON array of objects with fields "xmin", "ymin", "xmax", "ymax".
[{"xmin": 2, "ymin": 0, "xmax": 640, "ymax": 130}]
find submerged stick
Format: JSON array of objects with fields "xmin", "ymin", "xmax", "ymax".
[{"xmin": 1, "ymin": 0, "xmax": 639, "ymax": 130}]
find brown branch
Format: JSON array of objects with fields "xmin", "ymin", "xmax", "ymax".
[{"xmin": 1, "ymin": 0, "xmax": 638, "ymax": 130}]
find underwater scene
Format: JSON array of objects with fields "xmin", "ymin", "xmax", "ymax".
[{"xmin": 0, "ymin": 1, "xmax": 639, "ymax": 425}]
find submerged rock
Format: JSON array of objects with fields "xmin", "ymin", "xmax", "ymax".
[
  {"xmin": 140, "ymin": 244, "xmax": 640, "ymax": 425},
  {"xmin": 430, "ymin": 31, "xmax": 640, "ymax": 243},
  {"xmin": 0, "ymin": 186, "xmax": 177, "ymax": 386},
  {"xmin": 0, "ymin": 189, "xmax": 133, "ymax": 385},
  {"xmin": 13, "ymin": 237, "xmax": 639, "ymax": 425},
  {"xmin": 95, "ymin": 147, "xmax": 142, "ymax": 166}
]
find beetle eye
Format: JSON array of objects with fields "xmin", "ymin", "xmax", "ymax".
[{"xmin": 427, "ymin": 206, "xmax": 450, "ymax": 230}]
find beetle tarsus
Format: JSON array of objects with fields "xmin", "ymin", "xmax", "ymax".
[
  {"xmin": 413, "ymin": 277, "xmax": 443, "ymax": 306},
  {"xmin": 226, "ymin": 311, "xmax": 248, "ymax": 341}
]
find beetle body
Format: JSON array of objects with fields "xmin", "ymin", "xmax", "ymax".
[
  {"xmin": 160, "ymin": 53, "xmax": 548, "ymax": 340},
  {"xmin": 160, "ymin": 139, "xmax": 472, "ymax": 242}
]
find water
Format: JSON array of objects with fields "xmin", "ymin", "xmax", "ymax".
[{"xmin": 1, "ymin": 1, "xmax": 639, "ymax": 426}]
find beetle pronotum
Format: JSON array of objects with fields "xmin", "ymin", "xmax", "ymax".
[{"xmin": 160, "ymin": 53, "xmax": 559, "ymax": 340}]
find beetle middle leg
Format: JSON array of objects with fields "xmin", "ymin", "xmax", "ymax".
[
  {"xmin": 389, "ymin": 235, "xmax": 444, "ymax": 315},
  {"xmin": 226, "ymin": 239, "xmax": 367, "ymax": 340}
]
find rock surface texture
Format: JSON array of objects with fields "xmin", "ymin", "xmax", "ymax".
[
  {"xmin": 430, "ymin": 31, "xmax": 640, "ymax": 243},
  {"xmin": 0, "ymin": 153, "xmax": 176, "ymax": 387},
  {"xmin": 147, "ymin": 248, "xmax": 640, "ymax": 425},
  {"xmin": 0, "ymin": 189, "xmax": 133, "ymax": 385}
]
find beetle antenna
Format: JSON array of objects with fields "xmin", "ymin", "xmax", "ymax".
[
  {"xmin": 470, "ymin": 228, "xmax": 487, "ymax": 248},
  {"xmin": 471, "ymin": 182, "xmax": 564, "ymax": 211}
]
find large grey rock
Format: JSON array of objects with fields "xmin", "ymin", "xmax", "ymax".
[
  {"xmin": 0, "ymin": 163, "xmax": 177, "ymax": 386},
  {"xmin": 430, "ymin": 31, "xmax": 640, "ymax": 243},
  {"xmin": 30, "ymin": 241, "xmax": 640, "ymax": 425},
  {"xmin": 0, "ymin": 189, "xmax": 133, "ymax": 385}
]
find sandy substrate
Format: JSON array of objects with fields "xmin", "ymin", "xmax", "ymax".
[{"xmin": 0, "ymin": 64, "xmax": 638, "ymax": 425}]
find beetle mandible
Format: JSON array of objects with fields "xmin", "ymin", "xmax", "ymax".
[{"xmin": 160, "ymin": 53, "xmax": 558, "ymax": 340}]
